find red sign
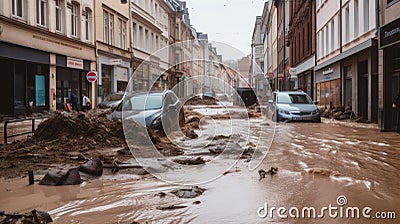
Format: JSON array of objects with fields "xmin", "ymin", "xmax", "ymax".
[{"xmin": 86, "ymin": 71, "xmax": 97, "ymax": 83}]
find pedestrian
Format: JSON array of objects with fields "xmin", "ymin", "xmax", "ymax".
[
  {"xmin": 392, "ymin": 91, "xmax": 400, "ymax": 133},
  {"xmin": 71, "ymin": 93, "xmax": 78, "ymax": 111},
  {"xmin": 82, "ymin": 93, "xmax": 91, "ymax": 112}
]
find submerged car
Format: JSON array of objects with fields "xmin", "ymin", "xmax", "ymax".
[
  {"xmin": 109, "ymin": 90, "xmax": 185, "ymax": 131},
  {"xmin": 270, "ymin": 91, "xmax": 321, "ymax": 122},
  {"xmin": 97, "ymin": 92, "xmax": 125, "ymax": 109}
]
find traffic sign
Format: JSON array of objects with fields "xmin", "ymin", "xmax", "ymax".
[{"xmin": 86, "ymin": 71, "xmax": 97, "ymax": 83}]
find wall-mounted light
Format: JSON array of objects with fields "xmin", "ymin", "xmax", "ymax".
[{"xmin": 52, "ymin": 73, "xmax": 55, "ymax": 78}]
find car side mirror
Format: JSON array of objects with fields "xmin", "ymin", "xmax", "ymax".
[{"xmin": 313, "ymin": 100, "xmax": 319, "ymax": 105}]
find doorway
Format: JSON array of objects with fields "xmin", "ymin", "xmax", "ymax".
[{"xmin": 358, "ymin": 60, "xmax": 368, "ymax": 118}]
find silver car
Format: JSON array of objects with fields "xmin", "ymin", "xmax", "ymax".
[{"xmin": 270, "ymin": 91, "xmax": 321, "ymax": 122}]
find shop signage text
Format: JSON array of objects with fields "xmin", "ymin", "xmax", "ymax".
[
  {"xmin": 67, "ymin": 57, "xmax": 84, "ymax": 69},
  {"xmin": 322, "ymin": 67, "xmax": 333, "ymax": 75},
  {"xmin": 380, "ymin": 18, "xmax": 400, "ymax": 48}
]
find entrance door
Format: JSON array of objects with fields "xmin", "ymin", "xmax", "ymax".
[
  {"xmin": 391, "ymin": 73, "xmax": 399, "ymax": 130},
  {"xmin": 358, "ymin": 60, "xmax": 368, "ymax": 118}
]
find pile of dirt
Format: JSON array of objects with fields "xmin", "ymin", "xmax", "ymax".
[
  {"xmin": 320, "ymin": 106, "xmax": 371, "ymax": 123},
  {"xmin": 184, "ymin": 96, "xmax": 218, "ymax": 106},
  {"xmin": 0, "ymin": 109, "xmax": 191, "ymax": 179}
]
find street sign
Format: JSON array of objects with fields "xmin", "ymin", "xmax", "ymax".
[{"xmin": 86, "ymin": 71, "xmax": 97, "ymax": 83}]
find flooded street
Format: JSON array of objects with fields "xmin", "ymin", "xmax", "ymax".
[{"xmin": 1, "ymin": 106, "xmax": 399, "ymax": 223}]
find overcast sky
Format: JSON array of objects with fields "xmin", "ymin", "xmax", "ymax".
[{"xmin": 184, "ymin": 0, "xmax": 267, "ymax": 61}]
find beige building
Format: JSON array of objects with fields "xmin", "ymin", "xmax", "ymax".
[
  {"xmin": 0, "ymin": 0, "xmax": 96, "ymax": 116},
  {"xmin": 95, "ymin": 0, "xmax": 131, "ymax": 103},
  {"xmin": 314, "ymin": 0, "xmax": 378, "ymax": 122},
  {"xmin": 379, "ymin": 0, "xmax": 400, "ymax": 130},
  {"xmin": 132, "ymin": 0, "xmax": 170, "ymax": 91},
  {"xmin": 264, "ymin": 1, "xmax": 278, "ymax": 90}
]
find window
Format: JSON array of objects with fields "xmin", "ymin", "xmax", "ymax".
[
  {"xmin": 122, "ymin": 21, "xmax": 126, "ymax": 49},
  {"xmin": 331, "ymin": 20, "xmax": 334, "ymax": 51},
  {"xmin": 85, "ymin": 9, "xmax": 91, "ymax": 41},
  {"xmin": 12, "ymin": 0, "xmax": 25, "ymax": 18},
  {"xmin": 55, "ymin": 0, "xmax": 63, "ymax": 32},
  {"xmin": 326, "ymin": 26, "xmax": 329, "ymax": 54},
  {"xmin": 117, "ymin": 19, "xmax": 126, "ymax": 49},
  {"xmin": 110, "ymin": 14, "xmax": 114, "ymax": 45},
  {"xmin": 321, "ymin": 29, "xmax": 324, "ymax": 56},
  {"xmin": 104, "ymin": 11, "xmax": 109, "ymax": 43},
  {"xmin": 363, "ymin": 0, "xmax": 369, "ymax": 32},
  {"xmin": 345, "ymin": 6, "xmax": 350, "ymax": 43},
  {"xmin": 354, "ymin": 0, "xmax": 359, "ymax": 38},
  {"xmin": 103, "ymin": 11, "xmax": 114, "ymax": 45},
  {"xmin": 71, "ymin": 3, "xmax": 79, "ymax": 37},
  {"xmin": 36, "ymin": 0, "xmax": 47, "ymax": 26}
]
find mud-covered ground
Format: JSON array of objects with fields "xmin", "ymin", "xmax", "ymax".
[{"xmin": 1, "ymin": 104, "xmax": 399, "ymax": 223}]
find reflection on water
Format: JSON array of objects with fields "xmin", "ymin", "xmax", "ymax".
[{"xmin": 1, "ymin": 119, "xmax": 399, "ymax": 223}]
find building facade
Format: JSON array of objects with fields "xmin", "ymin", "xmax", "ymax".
[
  {"xmin": 95, "ymin": 0, "xmax": 131, "ymax": 103},
  {"xmin": 379, "ymin": 0, "xmax": 400, "ymax": 130},
  {"xmin": 250, "ymin": 15, "xmax": 266, "ymax": 97},
  {"xmin": 315, "ymin": 0, "xmax": 378, "ymax": 122},
  {"xmin": 0, "ymin": 0, "xmax": 96, "ymax": 116},
  {"xmin": 288, "ymin": 0, "xmax": 316, "ymax": 98}
]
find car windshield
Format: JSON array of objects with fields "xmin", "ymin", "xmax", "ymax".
[
  {"xmin": 105, "ymin": 93, "xmax": 123, "ymax": 101},
  {"xmin": 277, "ymin": 93, "xmax": 312, "ymax": 104},
  {"xmin": 122, "ymin": 94, "xmax": 163, "ymax": 111}
]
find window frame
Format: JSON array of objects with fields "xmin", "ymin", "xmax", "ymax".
[
  {"xmin": 85, "ymin": 8, "xmax": 92, "ymax": 42},
  {"xmin": 55, "ymin": 0, "xmax": 63, "ymax": 32},
  {"xmin": 12, "ymin": 0, "xmax": 25, "ymax": 19},
  {"xmin": 71, "ymin": 3, "xmax": 79, "ymax": 38},
  {"xmin": 36, "ymin": 0, "xmax": 47, "ymax": 27}
]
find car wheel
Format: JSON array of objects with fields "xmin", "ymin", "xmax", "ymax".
[{"xmin": 316, "ymin": 117, "xmax": 321, "ymax": 123}]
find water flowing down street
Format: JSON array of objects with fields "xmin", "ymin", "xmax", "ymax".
[{"xmin": 1, "ymin": 104, "xmax": 399, "ymax": 223}]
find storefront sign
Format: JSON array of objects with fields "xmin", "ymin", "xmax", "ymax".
[
  {"xmin": 109, "ymin": 59, "xmax": 122, "ymax": 65},
  {"xmin": 380, "ymin": 18, "xmax": 400, "ymax": 48},
  {"xmin": 67, "ymin": 57, "xmax": 83, "ymax": 69},
  {"xmin": 322, "ymin": 67, "xmax": 333, "ymax": 75},
  {"xmin": 316, "ymin": 62, "xmax": 340, "ymax": 83}
]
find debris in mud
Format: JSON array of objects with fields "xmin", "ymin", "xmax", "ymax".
[
  {"xmin": 79, "ymin": 158, "xmax": 103, "ymax": 176},
  {"xmin": 207, "ymin": 135, "xmax": 231, "ymax": 141},
  {"xmin": 223, "ymin": 167, "xmax": 241, "ymax": 175},
  {"xmin": 157, "ymin": 192, "xmax": 167, "ymax": 198},
  {"xmin": 171, "ymin": 186, "xmax": 205, "ymax": 198},
  {"xmin": 39, "ymin": 168, "xmax": 82, "ymax": 186},
  {"xmin": 306, "ymin": 168, "xmax": 340, "ymax": 177},
  {"xmin": 208, "ymin": 146, "xmax": 224, "ymax": 154},
  {"xmin": 193, "ymin": 201, "xmax": 201, "ymax": 204},
  {"xmin": 173, "ymin": 157, "xmax": 206, "ymax": 165},
  {"xmin": 258, "ymin": 167, "xmax": 278, "ymax": 179},
  {"xmin": 185, "ymin": 129, "xmax": 199, "ymax": 139},
  {"xmin": 157, "ymin": 205, "xmax": 188, "ymax": 210},
  {"xmin": 184, "ymin": 96, "xmax": 218, "ymax": 105},
  {"xmin": 0, "ymin": 209, "xmax": 53, "ymax": 224}
]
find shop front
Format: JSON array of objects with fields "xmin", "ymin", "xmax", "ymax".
[
  {"xmin": 315, "ymin": 62, "xmax": 341, "ymax": 108},
  {"xmin": 380, "ymin": 17, "xmax": 400, "ymax": 131},
  {"xmin": 98, "ymin": 53, "xmax": 131, "ymax": 102},
  {"xmin": 0, "ymin": 42, "xmax": 50, "ymax": 117},
  {"xmin": 291, "ymin": 55, "xmax": 315, "ymax": 99},
  {"xmin": 55, "ymin": 56, "xmax": 92, "ymax": 111}
]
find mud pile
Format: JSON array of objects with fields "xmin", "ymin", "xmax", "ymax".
[
  {"xmin": 320, "ymin": 106, "xmax": 371, "ymax": 123},
  {"xmin": 184, "ymin": 96, "xmax": 218, "ymax": 106}
]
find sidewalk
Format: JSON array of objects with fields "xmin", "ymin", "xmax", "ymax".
[{"xmin": 0, "ymin": 117, "xmax": 47, "ymax": 145}]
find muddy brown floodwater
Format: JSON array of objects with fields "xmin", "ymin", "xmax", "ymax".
[{"xmin": 1, "ymin": 106, "xmax": 399, "ymax": 223}]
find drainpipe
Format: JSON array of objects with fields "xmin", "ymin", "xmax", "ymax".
[{"xmin": 375, "ymin": 0, "xmax": 379, "ymax": 36}]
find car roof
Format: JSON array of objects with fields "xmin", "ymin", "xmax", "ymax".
[{"xmin": 275, "ymin": 91, "xmax": 307, "ymax": 95}]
